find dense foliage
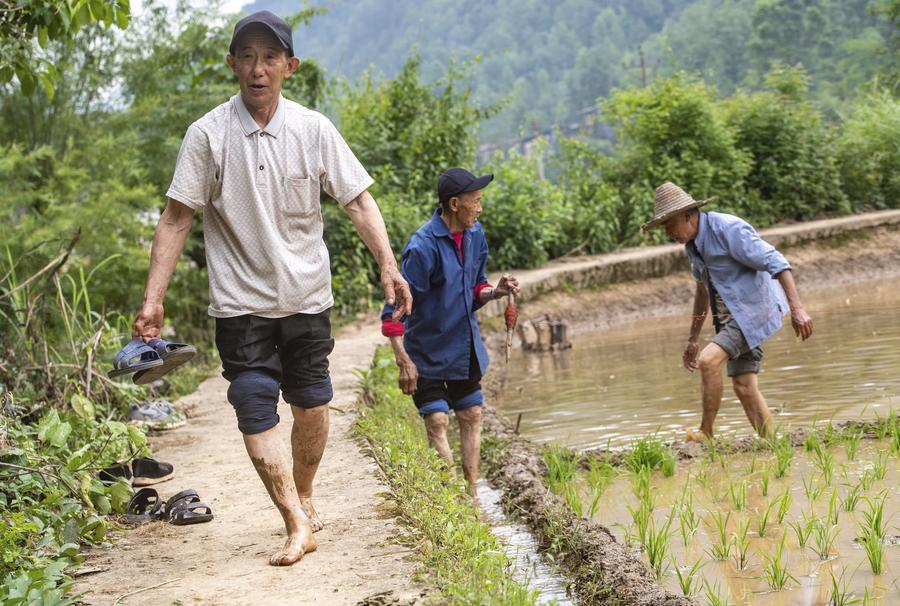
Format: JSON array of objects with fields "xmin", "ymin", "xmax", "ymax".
[{"xmin": 245, "ymin": 0, "xmax": 896, "ymax": 142}]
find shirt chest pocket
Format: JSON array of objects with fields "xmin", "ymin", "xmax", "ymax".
[{"xmin": 282, "ymin": 176, "xmax": 319, "ymax": 218}]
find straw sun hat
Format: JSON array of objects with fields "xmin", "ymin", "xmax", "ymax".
[{"xmin": 641, "ymin": 182, "xmax": 712, "ymax": 231}]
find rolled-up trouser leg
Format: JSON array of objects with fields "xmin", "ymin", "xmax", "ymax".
[{"xmin": 226, "ymin": 370, "xmax": 281, "ymax": 435}]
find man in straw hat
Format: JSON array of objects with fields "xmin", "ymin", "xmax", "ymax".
[{"xmin": 642, "ymin": 182, "xmax": 813, "ymax": 441}]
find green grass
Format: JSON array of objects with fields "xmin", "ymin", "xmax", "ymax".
[
  {"xmin": 761, "ymin": 534, "xmax": 798, "ymax": 590},
  {"xmin": 355, "ymin": 349, "xmax": 539, "ymax": 605},
  {"xmin": 544, "ymin": 445, "xmax": 579, "ymax": 494}
]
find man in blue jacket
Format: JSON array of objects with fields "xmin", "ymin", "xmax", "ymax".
[
  {"xmin": 643, "ymin": 182, "xmax": 813, "ymax": 442},
  {"xmin": 382, "ymin": 168, "xmax": 519, "ymax": 497}
]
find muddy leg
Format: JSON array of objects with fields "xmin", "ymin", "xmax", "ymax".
[
  {"xmin": 691, "ymin": 343, "xmax": 730, "ymax": 441},
  {"xmin": 243, "ymin": 426, "xmax": 317, "ymax": 566},
  {"xmin": 423, "ymin": 412, "xmax": 453, "ymax": 465},
  {"xmin": 732, "ymin": 373, "xmax": 773, "ymax": 438},
  {"xmin": 456, "ymin": 406, "xmax": 483, "ymax": 499},
  {"xmin": 290, "ymin": 405, "xmax": 329, "ymax": 532}
]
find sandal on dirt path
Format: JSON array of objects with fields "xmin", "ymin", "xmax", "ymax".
[
  {"xmin": 108, "ymin": 339, "xmax": 164, "ymax": 379},
  {"xmin": 133, "ymin": 339, "xmax": 198, "ymax": 385},
  {"xmin": 122, "ymin": 487, "xmax": 164, "ymax": 524},
  {"xmin": 132, "ymin": 458, "xmax": 175, "ymax": 487},
  {"xmin": 164, "ymin": 489, "xmax": 214, "ymax": 526}
]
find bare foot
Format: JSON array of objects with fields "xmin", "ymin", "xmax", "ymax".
[
  {"xmin": 269, "ymin": 525, "xmax": 317, "ymax": 566},
  {"xmin": 685, "ymin": 429, "xmax": 710, "ymax": 444},
  {"xmin": 299, "ymin": 497, "xmax": 323, "ymax": 532}
]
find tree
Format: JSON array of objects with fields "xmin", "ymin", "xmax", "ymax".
[{"xmin": 0, "ymin": 0, "xmax": 130, "ymax": 98}]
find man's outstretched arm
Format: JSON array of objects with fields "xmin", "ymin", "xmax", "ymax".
[
  {"xmin": 683, "ymin": 281, "xmax": 709, "ymax": 371},
  {"xmin": 132, "ymin": 198, "xmax": 195, "ymax": 340},
  {"xmin": 776, "ymin": 269, "xmax": 813, "ymax": 340},
  {"xmin": 343, "ymin": 190, "xmax": 412, "ymax": 319}
]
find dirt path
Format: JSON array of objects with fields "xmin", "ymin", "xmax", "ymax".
[{"xmin": 75, "ymin": 321, "xmax": 424, "ymax": 606}]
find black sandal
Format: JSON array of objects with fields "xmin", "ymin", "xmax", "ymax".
[
  {"xmin": 164, "ymin": 488, "xmax": 214, "ymax": 526},
  {"xmin": 122, "ymin": 487, "xmax": 164, "ymax": 524}
]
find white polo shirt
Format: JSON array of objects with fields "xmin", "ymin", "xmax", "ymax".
[{"xmin": 167, "ymin": 94, "xmax": 373, "ymax": 318}]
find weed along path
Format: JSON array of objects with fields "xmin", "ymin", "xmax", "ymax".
[{"xmin": 75, "ymin": 321, "xmax": 424, "ymax": 606}]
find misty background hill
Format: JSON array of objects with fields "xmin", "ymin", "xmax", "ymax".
[{"xmin": 242, "ymin": 0, "xmax": 892, "ymax": 143}]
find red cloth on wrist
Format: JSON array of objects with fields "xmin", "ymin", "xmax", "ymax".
[
  {"xmin": 381, "ymin": 319, "xmax": 405, "ymax": 337},
  {"xmin": 474, "ymin": 282, "xmax": 492, "ymax": 300}
]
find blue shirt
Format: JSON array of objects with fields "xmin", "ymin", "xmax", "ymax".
[
  {"xmin": 686, "ymin": 212, "xmax": 791, "ymax": 349},
  {"xmin": 381, "ymin": 209, "xmax": 490, "ymax": 380}
]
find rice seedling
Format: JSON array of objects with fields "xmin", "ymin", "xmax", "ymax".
[
  {"xmin": 707, "ymin": 509, "xmax": 732, "ymax": 561},
  {"xmin": 694, "ymin": 459, "xmax": 711, "ymax": 489},
  {"xmin": 703, "ymin": 580, "xmax": 731, "ymax": 606},
  {"xmin": 632, "ymin": 464, "xmax": 653, "ymax": 502},
  {"xmin": 759, "ymin": 468, "xmax": 770, "ymax": 496},
  {"xmin": 821, "ymin": 420, "xmax": 842, "ymax": 447},
  {"xmin": 563, "ymin": 482, "xmax": 584, "ymax": 516},
  {"xmin": 585, "ymin": 490, "xmax": 603, "ymax": 519},
  {"xmin": 810, "ymin": 519, "xmax": 838, "ymax": 560},
  {"xmin": 805, "ymin": 433, "xmax": 822, "ymax": 452},
  {"xmin": 776, "ymin": 488, "xmax": 792, "ymax": 524},
  {"xmin": 587, "ymin": 456, "xmax": 615, "ymax": 490},
  {"xmin": 789, "ymin": 513, "xmax": 814, "ymax": 548},
  {"xmin": 873, "ymin": 408, "xmax": 896, "ymax": 440},
  {"xmin": 671, "ymin": 556, "xmax": 704, "ymax": 597},
  {"xmin": 871, "ymin": 451, "xmax": 888, "ymax": 481},
  {"xmin": 732, "ymin": 516, "xmax": 752, "ymax": 570},
  {"xmin": 803, "ymin": 475, "xmax": 825, "ymax": 501},
  {"xmin": 891, "ymin": 424, "xmax": 900, "ymax": 455},
  {"xmin": 746, "ymin": 455, "xmax": 757, "ymax": 475},
  {"xmin": 761, "ymin": 534, "xmax": 797, "ymax": 590},
  {"xmin": 844, "ymin": 429, "xmax": 863, "ymax": 462},
  {"xmin": 677, "ymin": 491, "xmax": 702, "ymax": 546},
  {"xmin": 644, "ymin": 506, "xmax": 675, "ymax": 579},
  {"xmin": 729, "ymin": 479, "xmax": 747, "ymax": 511},
  {"xmin": 828, "ymin": 567, "xmax": 861, "ymax": 606},
  {"xmin": 772, "ymin": 434, "xmax": 794, "ymax": 478},
  {"xmin": 756, "ymin": 500, "xmax": 775, "ymax": 538},
  {"xmin": 827, "ymin": 488, "xmax": 840, "ymax": 526},
  {"xmin": 627, "ymin": 491, "xmax": 655, "ymax": 547},
  {"xmin": 859, "ymin": 493, "xmax": 887, "ymax": 541},
  {"xmin": 544, "ymin": 445, "xmax": 578, "ymax": 494},
  {"xmin": 857, "ymin": 527, "xmax": 884, "ymax": 575},
  {"xmin": 626, "ymin": 434, "xmax": 676, "ymax": 476},
  {"xmin": 859, "ymin": 468, "xmax": 874, "ymax": 491},
  {"xmin": 841, "ymin": 482, "xmax": 863, "ymax": 512},
  {"xmin": 813, "ymin": 443, "xmax": 835, "ymax": 485}
]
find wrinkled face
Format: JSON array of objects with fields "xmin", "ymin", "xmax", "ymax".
[
  {"xmin": 449, "ymin": 190, "xmax": 483, "ymax": 229},
  {"xmin": 226, "ymin": 25, "xmax": 298, "ymax": 113},
  {"xmin": 663, "ymin": 211, "xmax": 698, "ymax": 244}
]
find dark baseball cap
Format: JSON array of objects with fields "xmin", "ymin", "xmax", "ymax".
[
  {"xmin": 438, "ymin": 168, "xmax": 493, "ymax": 205},
  {"xmin": 229, "ymin": 11, "xmax": 294, "ymax": 57}
]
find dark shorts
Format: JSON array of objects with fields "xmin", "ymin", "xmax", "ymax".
[
  {"xmin": 215, "ymin": 311, "xmax": 335, "ymax": 408},
  {"xmin": 412, "ymin": 352, "xmax": 483, "ymax": 417},
  {"xmin": 712, "ymin": 319, "xmax": 763, "ymax": 377}
]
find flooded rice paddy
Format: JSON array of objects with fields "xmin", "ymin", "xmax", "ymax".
[
  {"xmin": 577, "ymin": 438, "xmax": 900, "ymax": 605},
  {"xmin": 496, "ymin": 278, "xmax": 900, "ymax": 450}
]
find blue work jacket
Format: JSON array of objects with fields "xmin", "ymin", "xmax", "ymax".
[
  {"xmin": 686, "ymin": 212, "xmax": 791, "ymax": 349},
  {"xmin": 381, "ymin": 209, "xmax": 490, "ymax": 380}
]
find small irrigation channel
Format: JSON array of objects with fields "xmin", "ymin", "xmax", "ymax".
[
  {"xmin": 477, "ymin": 479, "xmax": 574, "ymax": 605},
  {"xmin": 480, "ymin": 265, "xmax": 900, "ymax": 603}
]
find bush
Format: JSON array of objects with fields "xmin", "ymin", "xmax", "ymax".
[
  {"xmin": 837, "ymin": 89, "xmax": 900, "ymax": 211},
  {"xmin": 481, "ymin": 146, "xmax": 566, "ymax": 269},
  {"xmin": 722, "ymin": 65, "xmax": 849, "ymax": 224}
]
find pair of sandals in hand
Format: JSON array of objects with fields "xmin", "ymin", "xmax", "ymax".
[
  {"xmin": 108, "ymin": 338, "xmax": 197, "ymax": 384},
  {"xmin": 124, "ymin": 487, "xmax": 213, "ymax": 526}
]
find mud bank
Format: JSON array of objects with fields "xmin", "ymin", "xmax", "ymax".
[{"xmin": 481, "ymin": 409, "xmax": 696, "ymax": 606}]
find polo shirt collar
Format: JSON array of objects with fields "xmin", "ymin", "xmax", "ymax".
[{"xmin": 233, "ymin": 93, "xmax": 286, "ymax": 138}]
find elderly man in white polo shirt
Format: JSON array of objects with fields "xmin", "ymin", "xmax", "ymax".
[{"xmin": 131, "ymin": 11, "xmax": 411, "ymax": 566}]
